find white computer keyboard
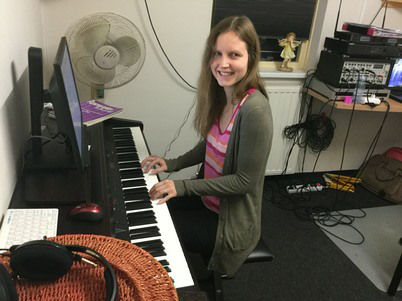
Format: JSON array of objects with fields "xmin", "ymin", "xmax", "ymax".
[{"xmin": 0, "ymin": 208, "xmax": 59, "ymax": 249}]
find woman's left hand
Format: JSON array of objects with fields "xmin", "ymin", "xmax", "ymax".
[{"xmin": 149, "ymin": 180, "xmax": 177, "ymax": 204}]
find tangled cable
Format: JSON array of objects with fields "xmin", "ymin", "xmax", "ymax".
[{"xmin": 284, "ymin": 113, "xmax": 336, "ymax": 153}]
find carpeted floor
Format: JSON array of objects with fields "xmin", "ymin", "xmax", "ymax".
[
  {"xmin": 205, "ymin": 172, "xmax": 402, "ymax": 301},
  {"xmin": 321, "ymin": 205, "xmax": 402, "ymax": 293}
]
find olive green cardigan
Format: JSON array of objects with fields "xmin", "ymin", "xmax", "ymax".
[{"xmin": 165, "ymin": 90, "xmax": 273, "ymax": 277}]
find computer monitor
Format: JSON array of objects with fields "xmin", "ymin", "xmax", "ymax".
[
  {"xmin": 388, "ymin": 58, "xmax": 402, "ymax": 89},
  {"xmin": 26, "ymin": 37, "xmax": 86, "ymax": 172},
  {"xmin": 49, "ymin": 36, "xmax": 86, "ymax": 172},
  {"xmin": 388, "ymin": 58, "xmax": 402, "ymax": 102},
  {"xmin": 24, "ymin": 37, "xmax": 88, "ymax": 204}
]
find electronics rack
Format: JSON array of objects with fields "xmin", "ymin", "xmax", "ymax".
[
  {"xmin": 308, "ymin": 76, "xmax": 390, "ymax": 100},
  {"xmin": 316, "ymin": 24, "xmax": 400, "ymax": 90},
  {"xmin": 316, "ymin": 51, "xmax": 394, "ymax": 89}
]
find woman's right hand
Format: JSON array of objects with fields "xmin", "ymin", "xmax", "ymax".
[{"xmin": 141, "ymin": 155, "xmax": 168, "ymax": 175}]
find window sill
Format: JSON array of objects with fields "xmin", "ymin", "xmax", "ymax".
[{"xmin": 259, "ymin": 68, "xmax": 307, "ymax": 79}]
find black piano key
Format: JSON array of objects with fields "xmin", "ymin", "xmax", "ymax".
[
  {"xmin": 119, "ymin": 162, "xmax": 141, "ymax": 169},
  {"xmin": 148, "ymin": 249, "xmax": 167, "ymax": 257},
  {"xmin": 130, "ymin": 225, "xmax": 160, "ymax": 234},
  {"xmin": 121, "ymin": 179, "xmax": 146, "ymax": 188},
  {"xmin": 127, "ymin": 210, "xmax": 155, "ymax": 219},
  {"xmin": 120, "ymin": 169, "xmax": 144, "ymax": 179},
  {"xmin": 137, "ymin": 242, "xmax": 165, "ymax": 253},
  {"xmin": 130, "ymin": 227, "xmax": 161, "ymax": 240},
  {"xmin": 118, "ymin": 153, "xmax": 139, "ymax": 162},
  {"xmin": 125, "ymin": 200, "xmax": 152, "ymax": 210},
  {"xmin": 130, "ymin": 232, "xmax": 161, "ymax": 240},
  {"xmin": 128, "ymin": 216, "xmax": 157, "ymax": 226},
  {"xmin": 124, "ymin": 187, "xmax": 148, "ymax": 194},
  {"xmin": 113, "ymin": 134, "xmax": 133, "ymax": 140},
  {"xmin": 124, "ymin": 194, "xmax": 150, "ymax": 202},
  {"xmin": 115, "ymin": 146, "xmax": 137, "ymax": 154},
  {"xmin": 134, "ymin": 239, "xmax": 164, "ymax": 249},
  {"xmin": 113, "ymin": 126, "xmax": 131, "ymax": 133},
  {"xmin": 113, "ymin": 128, "xmax": 131, "ymax": 134},
  {"xmin": 159, "ymin": 259, "xmax": 170, "ymax": 267},
  {"xmin": 124, "ymin": 188, "xmax": 149, "ymax": 199},
  {"xmin": 159, "ymin": 259, "xmax": 172, "ymax": 273},
  {"xmin": 115, "ymin": 140, "xmax": 135, "ymax": 147}
]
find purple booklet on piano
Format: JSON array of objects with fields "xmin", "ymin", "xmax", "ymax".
[{"xmin": 80, "ymin": 99, "xmax": 123, "ymax": 126}]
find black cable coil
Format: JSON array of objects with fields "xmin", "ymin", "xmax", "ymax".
[{"xmin": 284, "ymin": 113, "xmax": 336, "ymax": 153}]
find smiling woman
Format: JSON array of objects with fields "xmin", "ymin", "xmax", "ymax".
[{"xmin": 141, "ymin": 16, "xmax": 273, "ymax": 281}]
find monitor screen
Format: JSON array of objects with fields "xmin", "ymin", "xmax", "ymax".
[
  {"xmin": 388, "ymin": 58, "xmax": 402, "ymax": 90},
  {"xmin": 49, "ymin": 36, "xmax": 85, "ymax": 172}
]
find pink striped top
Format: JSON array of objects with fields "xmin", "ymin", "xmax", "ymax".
[{"xmin": 202, "ymin": 89, "xmax": 256, "ymax": 213}]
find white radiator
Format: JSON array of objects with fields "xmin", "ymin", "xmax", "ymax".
[{"xmin": 265, "ymin": 86, "xmax": 302, "ymax": 175}]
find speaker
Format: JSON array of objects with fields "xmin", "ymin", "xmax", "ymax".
[{"xmin": 0, "ymin": 240, "xmax": 118, "ymax": 301}]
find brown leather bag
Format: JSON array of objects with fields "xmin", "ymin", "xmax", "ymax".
[{"xmin": 358, "ymin": 154, "xmax": 402, "ymax": 204}]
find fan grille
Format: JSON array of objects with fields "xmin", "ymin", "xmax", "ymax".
[{"xmin": 66, "ymin": 12, "xmax": 146, "ymax": 89}]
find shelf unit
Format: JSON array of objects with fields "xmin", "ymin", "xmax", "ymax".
[{"xmin": 307, "ymin": 89, "xmax": 402, "ymax": 113}]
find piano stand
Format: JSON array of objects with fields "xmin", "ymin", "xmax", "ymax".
[{"xmin": 213, "ymin": 238, "xmax": 274, "ymax": 301}]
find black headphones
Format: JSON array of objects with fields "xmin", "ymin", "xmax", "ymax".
[{"xmin": 0, "ymin": 240, "xmax": 118, "ymax": 301}]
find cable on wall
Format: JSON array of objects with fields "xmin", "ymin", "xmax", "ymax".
[{"xmin": 143, "ymin": 0, "xmax": 197, "ymax": 90}]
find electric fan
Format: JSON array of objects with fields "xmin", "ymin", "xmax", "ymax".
[{"xmin": 66, "ymin": 12, "xmax": 146, "ymax": 89}]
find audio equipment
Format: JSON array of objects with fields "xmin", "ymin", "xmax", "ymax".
[
  {"xmin": 307, "ymin": 77, "xmax": 390, "ymax": 101},
  {"xmin": 324, "ymin": 37, "xmax": 402, "ymax": 58},
  {"xmin": 342, "ymin": 22, "xmax": 402, "ymax": 39},
  {"xmin": 0, "ymin": 240, "xmax": 118, "ymax": 301},
  {"xmin": 334, "ymin": 31, "xmax": 402, "ymax": 46},
  {"xmin": 316, "ymin": 51, "xmax": 394, "ymax": 88}
]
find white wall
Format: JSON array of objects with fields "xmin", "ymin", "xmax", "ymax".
[{"xmin": 0, "ymin": 1, "xmax": 44, "ymax": 217}]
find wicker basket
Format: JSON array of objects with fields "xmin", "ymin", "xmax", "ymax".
[{"xmin": 0, "ymin": 234, "xmax": 178, "ymax": 301}]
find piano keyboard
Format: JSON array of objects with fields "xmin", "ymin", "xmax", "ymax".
[{"xmin": 113, "ymin": 125, "xmax": 194, "ymax": 289}]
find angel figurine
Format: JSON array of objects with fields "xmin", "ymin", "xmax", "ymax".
[{"xmin": 278, "ymin": 32, "xmax": 301, "ymax": 72}]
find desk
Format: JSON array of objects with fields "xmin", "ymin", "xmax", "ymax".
[{"xmin": 307, "ymin": 88, "xmax": 402, "ymax": 113}]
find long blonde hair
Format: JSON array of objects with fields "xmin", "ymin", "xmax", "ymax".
[{"xmin": 194, "ymin": 16, "xmax": 267, "ymax": 138}]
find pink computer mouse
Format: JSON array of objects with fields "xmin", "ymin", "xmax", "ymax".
[{"xmin": 69, "ymin": 203, "xmax": 104, "ymax": 222}]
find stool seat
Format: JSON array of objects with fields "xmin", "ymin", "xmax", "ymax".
[
  {"xmin": 244, "ymin": 238, "xmax": 274, "ymax": 264},
  {"xmin": 215, "ymin": 237, "xmax": 273, "ymax": 300}
]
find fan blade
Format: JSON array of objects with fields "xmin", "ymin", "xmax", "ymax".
[
  {"xmin": 75, "ymin": 18, "xmax": 111, "ymax": 54},
  {"xmin": 112, "ymin": 36, "xmax": 142, "ymax": 67},
  {"xmin": 75, "ymin": 56, "xmax": 116, "ymax": 87}
]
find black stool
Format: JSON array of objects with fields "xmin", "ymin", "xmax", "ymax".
[
  {"xmin": 387, "ymin": 237, "xmax": 402, "ymax": 296},
  {"xmin": 214, "ymin": 238, "xmax": 274, "ymax": 301}
]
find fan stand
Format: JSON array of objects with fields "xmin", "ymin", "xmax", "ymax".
[{"xmin": 90, "ymin": 87, "xmax": 105, "ymax": 102}]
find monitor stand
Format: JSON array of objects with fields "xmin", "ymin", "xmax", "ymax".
[{"xmin": 390, "ymin": 90, "xmax": 402, "ymax": 103}]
